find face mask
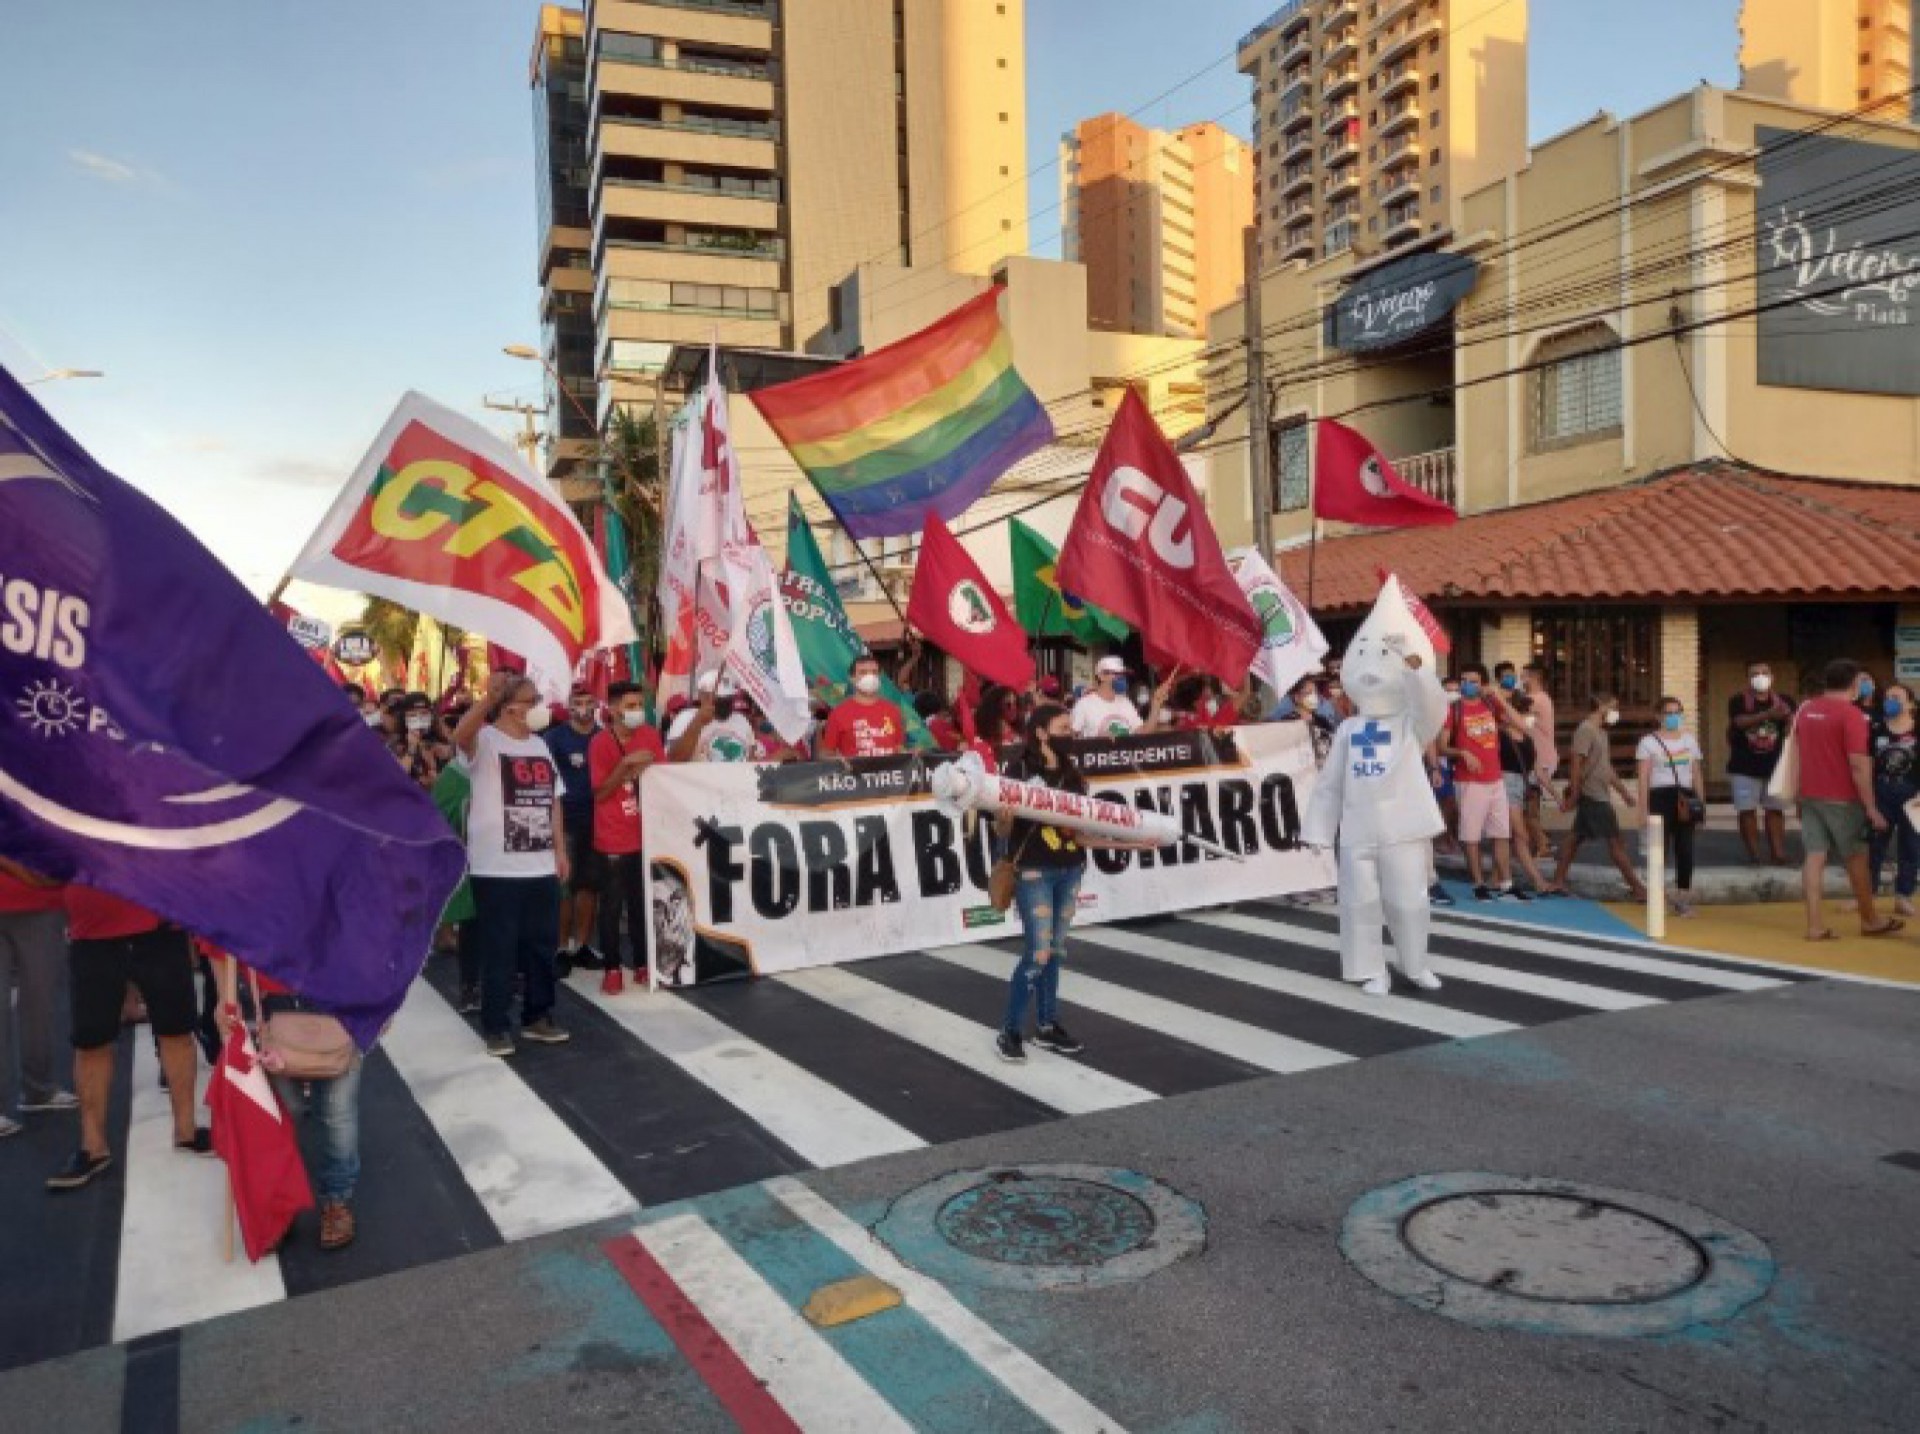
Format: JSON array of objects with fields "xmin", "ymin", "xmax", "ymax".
[
  {"xmin": 1886, "ymin": 697, "xmax": 1906, "ymax": 719},
  {"xmin": 524, "ymin": 705, "xmax": 552, "ymax": 734},
  {"xmin": 620, "ymin": 708, "xmax": 646, "ymax": 730},
  {"xmin": 1460, "ymin": 680, "xmax": 1481, "ymax": 700},
  {"xmin": 1858, "ymin": 678, "xmax": 1875, "ymax": 700},
  {"xmin": 363, "ymin": 710, "xmax": 383, "ymax": 726},
  {"xmin": 1750, "ymin": 674, "xmax": 1772, "ymax": 694},
  {"xmin": 853, "ymin": 674, "xmax": 880, "ymax": 697},
  {"xmin": 1499, "ymin": 674, "xmax": 1518, "ymax": 691},
  {"xmin": 1662, "ymin": 713, "xmax": 1683, "ymax": 732},
  {"xmin": 1603, "ymin": 709, "xmax": 1620, "ymax": 727},
  {"xmin": 1523, "ymin": 715, "xmax": 1537, "ymax": 730},
  {"xmin": 406, "ymin": 714, "xmax": 432, "ymax": 734},
  {"xmin": 1111, "ymin": 677, "xmax": 1129, "ymax": 696},
  {"xmin": 1298, "ymin": 692, "xmax": 1320, "ymax": 712},
  {"xmin": 1444, "ymin": 690, "xmax": 1460, "ymax": 705}
]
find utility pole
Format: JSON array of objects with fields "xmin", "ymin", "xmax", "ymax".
[
  {"xmin": 1243, "ymin": 225, "xmax": 1274, "ymax": 563},
  {"xmin": 483, "ymin": 395, "xmax": 544, "ymax": 469}
]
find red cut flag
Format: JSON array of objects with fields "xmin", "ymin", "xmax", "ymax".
[
  {"xmin": 906, "ymin": 516, "xmax": 1035, "ymax": 691},
  {"xmin": 207, "ymin": 1023, "xmax": 313, "ymax": 1263},
  {"xmin": 1376, "ymin": 567, "xmax": 1453, "ymax": 655},
  {"xmin": 1313, "ymin": 419, "xmax": 1459, "ymax": 528},
  {"xmin": 1056, "ymin": 389, "xmax": 1260, "ymax": 684}
]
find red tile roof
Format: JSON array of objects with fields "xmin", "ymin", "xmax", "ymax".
[{"xmin": 1293, "ymin": 462, "xmax": 1920, "ymax": 613}]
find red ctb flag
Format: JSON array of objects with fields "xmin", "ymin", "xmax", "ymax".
[
  {"xmin": 1377, "ymin": 567, "xmax": 1452, "ymax": 655},
  {"xmin": 1056, "ymin": 389, "xmax": 1259, "ymax": 684},
  {"xmin": 1313, "ymin": 419, "xmax": 1459, "ymax": 529},
  {"xmin": 906, "ymin": 516, "xmax": 1035, "ymax": 691},
  {"xmin": 288, "ymin": 392, "xmax": 637, "ymax": 700},
  {"xmin": 207, "ymin": 1023, "xmax": 313, "ymax": 1263}
]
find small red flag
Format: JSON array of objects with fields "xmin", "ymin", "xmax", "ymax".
[
  {"xmin": 906, "ymin": 516, "xmax": 1035, "ymax": 691},
  {"xmin": 1376, "ymin": 567, "xmax": 1452, "ymax": 654},
  {"xmin": 1313, "ymin": 419, "xmax": 1458, "ymax": 528},
  {"xmin": 1056, "ymin": 389, "xmax": 1259, "ymax": 683},
  {"xmin": 207, "ymin": 1023, "xmax": 313, "ymax": 1263}
]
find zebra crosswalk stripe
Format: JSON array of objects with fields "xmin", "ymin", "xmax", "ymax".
[
  {"xmin": 1426, "ymin": 917, "xmax": 1785, "ymax": 991},
  {"xmin": 1076, "ymin": 924, "xmax": 1516, "ymax": 1040},
  {"xmin": 776, "ymin": 966, "xmax": 1159, "ymax": 1116},
  {"xmin": 930, "ymin": 943, "xmax": 1356, "ymax": 1074}
]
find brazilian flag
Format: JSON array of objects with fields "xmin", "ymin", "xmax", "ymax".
[{"xmin": 1010, "ymin": 518, "xmax": 1129, "ymax": 646}]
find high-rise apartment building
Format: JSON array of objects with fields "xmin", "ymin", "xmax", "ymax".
[
  {"xmin": 530, "ymin": 5, "xmax": 597, "ymax": 493},
  {"xmin": 1237, "ymin": 0, "xmax": 1527, "ymax": 270},
  {"xmin": 578, "ymin": 0, "xmax": 1027, "ymax": 421},
  {"xmin": 1060, "ymin": 114, "xmax": 1253, "ymax": 338},
  {"xmin": 1740, "ymin": 0, "xmax": 1915, "ymax": 117}
]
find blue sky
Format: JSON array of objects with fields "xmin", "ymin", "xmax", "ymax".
[{"xmin": 3, "ymin": 0, "xmax": 1738, "ymax": 602}]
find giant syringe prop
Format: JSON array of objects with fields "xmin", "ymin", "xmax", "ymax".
[{"xmin": 929, "ymin": 752, "xmax": 1245, "ymax": 861}]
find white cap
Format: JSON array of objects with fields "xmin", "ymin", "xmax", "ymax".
[
  {"xmin": 696, "ymin": 670, "xmax": 719, "ymax": 693},
  {"xmin": 1095, "ymin": 656, "xmax": 1128, "ymax": 676}
]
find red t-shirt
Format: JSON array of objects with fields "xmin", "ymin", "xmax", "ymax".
[
  {"xmin": 1795, "ymin": 696, "xmax": 1869, "ymax": 802},
  {"xmin": 0, "ymin": 869, "xmax": 64, "ymax": 913},
  {"xmin": 925, "ymin": 713, "xmax": 962, "ymax": 753},
  {"xmin": 1449, "ymin": 699, "xmax": 1503, "ymax": 785},
  {"xmin": 588, "ymin": 724, "xmax": 666, "ymax": 855},
  {"xmin": 822, "ymin": 699, "xmax": 905, "ymax": 758},
  {"xmin": 65, "ymin": 886, "xmax": 163, "ymax": 941}
]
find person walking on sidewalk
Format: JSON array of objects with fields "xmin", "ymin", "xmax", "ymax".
[
  {"xmin": 0, "ymin": 860, "xmax": 76, "ymax": 1139},
  {"xmin": 1439, "ymin": 664, "xmax": 1522, "ymax": 901},
  {"xmin": 1726, "ymin": 660, "xmax": 1796, "ymax": 866},
  {"xmin": 1545, "ymin": 694, "xmax": 1648, "ymax": 902},
  {"xmin": 1636, "ymin": 697, "xmax": 1707, "ymax": 918},
  {"xmin": 1795, "ymin": 659, "xmax": 1900, "ymax": 942},
  {"xmin": 1868, "ymin": 682, "xmax": 1917, "ymax": 919},
  {"xmin": 1523, "ymin": 661, "xmax": 1559, "ymax": 860}
]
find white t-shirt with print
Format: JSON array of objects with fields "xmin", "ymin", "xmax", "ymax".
[
  {"xmin": 1637, "ymin": 732, "xmax": 1703, "ymax": 790},
  {"xmin": 463, "ymin": 725, "xmax": 568, "ymax": 879},
  {"xmin": 1071, "ymin": 692, "xmax": 1141, "ymax": 740},
  {"xmin": 694, "ymin": 714, "xmax": 757, "ymax": 762}
]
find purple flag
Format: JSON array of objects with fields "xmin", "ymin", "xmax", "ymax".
[{"xmin": 0, "ymin": 365, "xmax": 466, "ymax": 1047}]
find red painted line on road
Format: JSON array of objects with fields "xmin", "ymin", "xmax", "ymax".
[{"xmin": 601, "ymin": 1233, "xmax": 803, "ymax": 1434}]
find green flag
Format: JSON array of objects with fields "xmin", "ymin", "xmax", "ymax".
[
  {"xmin": 1010, "ymin": 518, "xmax": 1129, "ymax": 645},
  {"xmin": 782, "ymin": 494, "xmax": 933, "ymax": 749}
]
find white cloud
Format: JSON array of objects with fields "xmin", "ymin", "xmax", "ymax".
[{"xmin": 68, "ymin": 148, "xmax": 162, "ymax": 187}]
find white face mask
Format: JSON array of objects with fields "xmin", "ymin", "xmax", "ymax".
[
  {"xmin": 1751, "ymin": 674, "xmax": 1773, "ymax": 694},
  {"xmin": 363, "ymin": 710, "xmax": 383, "ymax": 726},
  {"xmin": 1444, "ymin": 690, "xmax": 1461, "ymax": 705},
  {"xmin": 853, "ymin": 674, "xmax": 880, "ymax": 696},
  {"xmin": 1603, "ymin": 709, "xmax": 1620, "ymax": 727},
  {"xmin": 619, "ymin": 708, "xmax": 646, "ymax": 730},
  {"xmin": 1298, "ymin": 692, "xmax": 1320, "ymax": 712},
  {"xmin": 524, "ymin": 704, "xmax": 552, "ymax": 733},
  {"xmin": 1523, "ymin": 715, "xmax": 1537, "ymax": 730},
  {"xmin": 405, "ymin": 714, "xmax": 432, "ymax": 734}
]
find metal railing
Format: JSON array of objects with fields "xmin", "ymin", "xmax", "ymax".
[
  {"xmin": 1396, "ymin": 446, "xmax": 1457, "ymax": 507},
  {"xmin": 600, "ymin": 111, "xmax": 779, "ymax": 141}
]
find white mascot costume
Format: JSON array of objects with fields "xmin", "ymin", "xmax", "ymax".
[{"xmin": 1300, "ymin": 577, "xmax": 1450, "ymax": 996}]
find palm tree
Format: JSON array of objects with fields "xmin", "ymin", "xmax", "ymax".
[
  {"xmin": 602, "ymin": 406, "xmax": 662, "ymax": 650},
  {"xmin": 356, "ymin": 597, "xmax": 468, "ymax": 690}
]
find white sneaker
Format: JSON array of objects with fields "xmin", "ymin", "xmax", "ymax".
[
  {"xmin": 1361, "ymin": 975, "xmax": 1391, "ymax": 997},
  {"xmin": 20, "ymin": 1089, "xmax": 78, "ymax": 1113},
  {"xmin": 1405, "ymin": 971, "xmax": 1443, "ymax": 991}
]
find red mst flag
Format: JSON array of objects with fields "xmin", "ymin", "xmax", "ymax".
[
  {"xmin": 1056, "ymin": 389, "xmax": 1259, "ymax": 684},
  {"xmin": 906, "ymin": 516, "xmax": 1035, "ymax": 691},
  {"xmin": 207, "ymin": 1023, "xmax": 314, "ymax": 1262},
  {"xmin": 1313, "ymin": 419, "xmax": 1459, "ymax": 528}
]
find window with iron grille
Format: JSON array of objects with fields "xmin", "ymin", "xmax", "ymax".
[
  {"xmin": 1532, "ymin": 606, "xmax": 1659, "ymax": 717},
  {"xmin": 1274, "ymin": 420, "xmax": 1310, "ymax": 511},
  {"xmin": 1532, "ymin": 325, "xmax": 1622, "ymax": 449}
]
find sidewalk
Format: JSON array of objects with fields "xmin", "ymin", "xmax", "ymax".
[{"xmin": 1609, "ymin": 899, "xmax": 1920, "ymax": 985}]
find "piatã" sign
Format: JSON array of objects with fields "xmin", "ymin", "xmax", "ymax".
[{"xmin": 1327, "ymin": 251, "xmax": 1479, "ymax": 353}]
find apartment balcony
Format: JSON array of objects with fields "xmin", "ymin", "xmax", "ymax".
[
  {"xmin": 1320, "ymin": 132, "xmax": 1356, "ymax": 166},
  {"xmin": 1383, "ymin": 203, "xmax": 1423, "ymax": 244},
  {"xmin": 1379, "ymin": 59, "xmax": 1421, "ymax": 101},
  {"xmin": 597, "ymin": 113, "xmax": 777, "ymax": 171},
  {"xmin": 1380, "ymin": 134, "xmax": 1421, "ymax": 171},
  {"xmin": 1380, "ymin": 172, "xmax": 1421, "ymax": 209},
  {"xmin": 1281, "ymin": 62, "xmax": 1313, "ymax": 95},
  {"xmin": 1323, "ymin": 218, "xmax": 1357, "ymax": 259},
  {"xmin": 1281, "ymin": 97, "xmax": 1314, "ymax": 133},
  {"xmin": 1325, "ymin": 197, "xmax": 1361, "ymax": 225},
  {"xmin": 1282, "ymin": 198, "xmax": 1315, "ymax": 223},
  {"xmin": 592, "ymin": 0, "xmax": 774, "ymax": 52},
  {"xmin": 1323, "ymin": 65, "xmax": 1360, "ymax": 101},
  {"xmin": 1378, "ymin": 101, "xmax": 1421, "ymax": 139},
  {"xmin": 1325, "ymin": 164, "xmax": 1361, "ymax": 201},
  {"xmin": 1278, "ymin": 5, "xmax": 1311, "ymax": 41},
  {"xmin": 1281, "ymin": 28, "xmax": 1312, "ymax": 69},
  {"xmin": 1280, "ymin": 163, "xmax": 1315, "ymax": 198},
  {"xmin": 1381, "ymin": 16, "xmax": 1440, "ymax": 66},
  {"xmin": 1375, "ymin": 0, "xmax": 1417, "ymax": 31},
  {"xmin": 602, "ymin": 305, "xmax": 782, "ymax": 349},
  {"xmin": 598, "ymin": 236, "xmax": 782, "ymax": 289},
  {"xmin": 595, "ymin": 52, "xmax": 775, "ymax": 113},
  {"xmin": 1321, "ymin": 99, "xmax": 1358, "ymax": 135},
  {"xmin": 1283, "ymin": 227, "xmax": 1316, "ymax": 263},
  {"xmin": 1324, "ymin": 0, "xmax": 1358, "ymax": 22},
  {"xmin": 599, "ymin": 177, "xmax": 779, "ymax": 231},
  {"xmin": 1322, "ymin": 27, "xmax": 1358, "ymax": 68},
  {"xmin": 1395, "ymin": 446, "xmax": 1458, "ymax": 509},
  {"xmin": 1284, "ymin": 128, "xmax": 1314, "ymax": 162}
]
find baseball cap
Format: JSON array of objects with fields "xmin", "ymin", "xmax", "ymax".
[{"xmin": 1095, "ymin": 656, "xmax": 1127, "ymax": 677}]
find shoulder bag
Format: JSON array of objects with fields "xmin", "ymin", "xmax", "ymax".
[
  {"xmin": 1661, "ymin": 741, "xmax": 1707, "ymax": 826},
  {"xmin": 1767, "ymin": 716, "xmax": 1802, "ymax": 804},
  {"xmin": 251, "ymin": 969, "xmax": 356, "ymax": 1080}
]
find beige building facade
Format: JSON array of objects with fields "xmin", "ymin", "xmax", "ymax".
[
  {"xmin": 1741, "ymin": 0, "xmax": 1915, "ymax": 116},
  {"xmin": 1238, "ymin": 0, "xmax": 1528, "ymax": 271},
  {"xmin": 581, "ymin": 0, "xmax": 1027, "ymax": 420},
  {"xmin": 1059, "ymin": 114, "xmax": 1253, "ymax": 339}
]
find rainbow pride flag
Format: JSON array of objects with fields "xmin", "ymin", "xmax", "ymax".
[{"xmin": 748, "ymin": 288, "xmax": 1053, "ymax": 539}]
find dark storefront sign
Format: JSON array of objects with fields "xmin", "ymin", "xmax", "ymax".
[
  {"xmin": 1326, "ymin": 251, "xmax": 1479, "ymax": 353},
  {"xmin": 1756, "ymin": 127, "xmax": 1920, "ymax": 396}
]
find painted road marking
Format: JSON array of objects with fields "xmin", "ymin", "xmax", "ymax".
[
  {"xmin": 777, "ymin": 966, "xmax": 1159, "ymax": 1116},
  {"xmin": 1088, "ymin": 921, "xmax": 1516, "ymax": 1039},
  {"xmin": 930, "ymin": 944, "xmax": 1354, "ymax": 1074},
  {"xmin": 1206, "ymin": 912, "xmax": 1663, "ymax": 1013},
  {"xmin": 114, "ymin": 1040, "xmax": 285, "ymax": 1343},
  {"xmin": 381, "ymin": 979, "xmax": 636, "ymax": 1240},
  {"xmin": 634, "ymin": 1212, "xmax": 917, "ymax": 1433},
  {"xmin": 568, "ymin": 974, "xmax": 925, "ymax": 1168},
  {"xmin": 767, "ymin": 1177, "xmax": 1130, "ymax": 1434},
  {"xmin": 1426, "ymin": 917, "xmax": 1785, "ymax": 991}
]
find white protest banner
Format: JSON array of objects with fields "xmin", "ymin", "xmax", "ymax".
[{"xmin": 640, "ymin": 723, "xmax": 1336, "ymax": 986}]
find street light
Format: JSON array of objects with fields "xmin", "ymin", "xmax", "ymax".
[{"xmin": 22, "ymin": 369, "xmax": 104, "ymax": 386}]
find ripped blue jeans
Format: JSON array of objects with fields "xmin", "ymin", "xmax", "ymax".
[{"xmin": 1003, "ymin": 865, "xmax": 1083, "ymax": 1035}]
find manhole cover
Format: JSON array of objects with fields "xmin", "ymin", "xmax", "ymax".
[
  {"xmin": 935, "ymin": 1176, "xmax": 1156, "ymax": 1267},
  {"xmin": 876, "ymin": 1164, "xmax": 1205, "ymax": 1291},
  {"xmin": 1402, "ymin": 1193, "xmax": 1707, "ymax": 1303},
  {"xmin": 1341, "ymin": 1172, "xmax": 1774, "ymax": 1338}
]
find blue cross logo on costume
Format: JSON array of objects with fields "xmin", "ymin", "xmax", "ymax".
[{"xmin": 1351, "ymin": 719, "xmax": 1392, "ymax": 779}]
